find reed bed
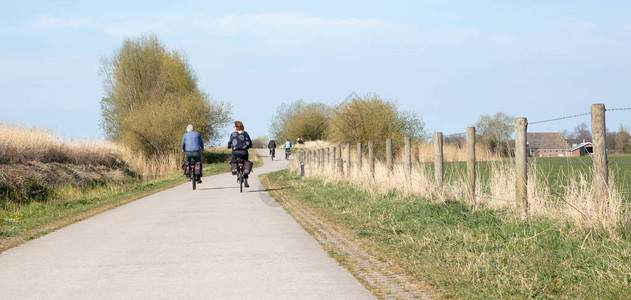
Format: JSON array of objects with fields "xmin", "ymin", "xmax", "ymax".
[
  {"xmin": 0, "ymin": 122, "xmax": 179, "ymax": 179},
  {"xmin": 292, "ymin": 141, "xmax": 625, "ymax": 233}
]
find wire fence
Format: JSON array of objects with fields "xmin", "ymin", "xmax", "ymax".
[
  {"xmin": 528, "ymin": 106, "xmax": 631, "ymax": 125},
  {"xmin": 299, "ymin": 105, "xmax": 631, "ymax": 224}
]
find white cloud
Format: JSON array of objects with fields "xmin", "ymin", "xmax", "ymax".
[{"xmin": 28, "ymin": 16, "xmax": 92, "ymax": 32}]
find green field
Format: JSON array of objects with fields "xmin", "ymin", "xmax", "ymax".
[
  {"xmin": 263, "ymin": 169, "xmax": 631, "ymax": 298},
  {"xmin": 428, "ymin": 155, "xmax": 631, "ymax": 207}
]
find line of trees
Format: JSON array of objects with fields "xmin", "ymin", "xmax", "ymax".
[
  {"xmin": 269, "ymin": 94, "xmax": 428, "ymax": 146},
  {"xmin": 100, "ymin": 34, "xmax": 231, "ymax": 155}
]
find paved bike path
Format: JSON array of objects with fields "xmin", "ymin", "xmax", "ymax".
[{"xmin": 0, "ymin": 149, "xmax": 374, "ymax": 299}]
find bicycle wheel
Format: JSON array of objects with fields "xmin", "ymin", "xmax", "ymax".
[
  {"xmin": 239, "ymin": 171, "xmax": 243, "ymax": 193},
  {"xmin": 192, "ymin": 174, "xmax": 196, "ymax": 190}
]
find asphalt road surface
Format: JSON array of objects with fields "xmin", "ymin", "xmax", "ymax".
[{"xmin": 0, "ymin": 149, "xmax": 374, "ymax": 299}]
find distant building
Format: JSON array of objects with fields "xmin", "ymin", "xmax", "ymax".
[
  {"xmin": 566, "ymin": 142, "xmax": 593, "ymax": 157},
  {"xmin": 527, "ymin": 132, "xmax": 569, "ymax": 157}
]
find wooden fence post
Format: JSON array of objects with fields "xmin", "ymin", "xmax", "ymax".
[
  {"xmin": 320, "ymin": 148, "xmax": 325, "ymax": 170},
  {"xmin": 467, "ymin": 127, "xmax": 476, "ymax": 208},
  {"xmin": 369, "ymin": 141, "xmax": 375, "ymax": 178},
  {"xmin": 327, "ymin": 147, "xmax": 331, "ymax": 165},
  {"xmin": 591, "ymin": 103, "xmax": 608, "ymax": 205},
  {"xmin": 346, "ymin": 144, "xmax": 351, "ymax": 174},
  {"xmin": 404, "ymin": 136, "xmax": 412, "ymax": 178},
  {"xmin": 515, "ymin": 118, "xmax": 528, "ymax": 217},
  {"xmin": 307, "ymin": 150, "xmax": 311, "ymax": 175},
  {"xmin": 357, "ymin": 142, "xmax": 363, "ymax": 171},
  {"xmin": 434, "ymin": 132, "xmax": 444, "ymax": 198},
  {"xmin": 386, "ymin": 139, "xmax": 393, "ymax": 172},
  {"xmin": 332, "ymin": 146, "xmax": 337, "ymax": 171},
  {"xmin": 338, "ymin": 145, "xmax": 344, "ymax": 174}
]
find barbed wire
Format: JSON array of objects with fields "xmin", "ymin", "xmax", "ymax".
[
  {"xmin": 605, "ymin": 107, "xmax": 631, "ymax": 112},
  {"xmin": 528, "ymin": 161, "xmax": 593, "ymax": 165},
  {"xmin": 528, "ymin": 106, "xmax": 631, "ymax": 125},
  {"xmin": 529, "ymin": 112, "xmax": 590, "ymax": 125}
]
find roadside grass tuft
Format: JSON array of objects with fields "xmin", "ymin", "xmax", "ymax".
[{"xmin": 263, "ymin": 169, "xmax": 631, "ymax": 299}]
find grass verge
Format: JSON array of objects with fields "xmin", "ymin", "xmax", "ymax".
[{"xmin": 262, "ymin": 169, "xmax": 631, "ymax": 299}]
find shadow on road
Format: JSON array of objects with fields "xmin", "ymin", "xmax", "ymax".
[
  {"xmin": 247, "ymin": 187, "xmax": 288, "ymax": 193},
  {"xmin": 197, "ymin": 186, "xmax": 237, "ymax": 191},
  {"xmin": 196, "ymin": 186, "xmax": 289, "ymax": 193}
]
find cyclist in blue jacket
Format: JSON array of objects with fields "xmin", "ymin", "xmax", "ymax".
[
  {"xmin": 284, "ymin": 139, "xmax": 292, "ymax": 159},
  {"xmin": 182, "ymin": 124, "xmax": 204, "ymax": 184}
]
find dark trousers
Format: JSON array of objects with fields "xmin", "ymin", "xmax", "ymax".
[
  {"xmin": 185, "ymin": 151, "xmax": 202, "ymax": 177},
  {"xmin": 232, "ymin": 151, "xmax": 249, "ymax": 179},
  {"xmin": 185, "ymin": 151, "xmax": 201, "ymax": 162}
]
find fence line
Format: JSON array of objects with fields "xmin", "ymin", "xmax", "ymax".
[{"xmin": 296, "ymin": 103, "xmax": 630, "ymax": 228}]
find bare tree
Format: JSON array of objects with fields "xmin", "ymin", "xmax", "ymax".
[
  {"xmin": 573, "ymin": 122, "xmax": 592, "ymax": 142},
  {"xmin": 474, "ymin": 112, "xmax": 514, "ymax": 155}
]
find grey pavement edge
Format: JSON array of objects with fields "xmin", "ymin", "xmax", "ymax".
[{"xmin": 0, "ymin": 149, "xmax": 375, "ymax": 300}]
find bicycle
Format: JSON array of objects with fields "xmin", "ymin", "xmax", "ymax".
[
  {"xmin": 285, "ymin": 148, "xmax": 291, "ymax": 160},
  {"xmin": 269, "ymin": 148, "xmax": 275, "ymax": 160},
  {"xmin": 235, "ymin": 157, "xmax": 245, "ymax": 193},
  {"xmin": 186, "ymin": 157, "xmax": 200, "ymax": 190}
]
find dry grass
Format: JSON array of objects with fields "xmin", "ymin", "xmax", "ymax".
[
  {"xmin": 294, "ymin": 141, "xmax": 624, "ymax": 233},
  {"xmin": 415, "ymin": 142, "xmax": 501, "ymax": 162},
  {"xmin": 0, "ymin": 122, "xmax": 179, "ymax": 180}
]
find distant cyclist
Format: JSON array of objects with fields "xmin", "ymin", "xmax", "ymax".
[
  {"xmin": 267, "ymin": 139, "xmax": 276, "ymax": 158},
  {"xmin": 228, "ymin": 121, "xmax": 252, "ymax": 187},
  {"xmin": 284, "ymin": 139, "xmax": 292, "ymax": 159},
  {"xmin": 182, "ymin": 124, "xmax": 203, "ymax": 184}
]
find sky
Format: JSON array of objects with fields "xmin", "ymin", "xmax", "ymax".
[{"xmin": 1, "ymin": 0, "xmax": 631, "ymax": 143}]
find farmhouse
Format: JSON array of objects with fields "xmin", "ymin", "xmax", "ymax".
[
  {"xmin": 527, "ymin": 132, "xmax": 569, "ymax": 157},
  {"xmin": 566, "ymin": 142, "xmax": 593, "ymax": 157}
]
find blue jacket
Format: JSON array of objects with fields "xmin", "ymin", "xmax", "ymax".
[{"xmin": 182, "ymin": 131, "xmax": 204, "ymax": 151}]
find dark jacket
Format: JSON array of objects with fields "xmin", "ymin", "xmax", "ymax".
[
  {"xmin": 267, "ymin": 140, "xmax": 276, "ymax": 148},
  {"xmin": 182, "ymin": 131, "xmax": 204, "ymax": 151},
  {"xmin": 228, "ymin": 131, "xmax": 252, "ymax": 151}
]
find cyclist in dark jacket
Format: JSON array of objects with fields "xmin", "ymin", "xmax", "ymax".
[
  {"xmin": 182, "ymin": 124, "xmax": 204, "ymax": 183},
  {"xmin": 227, "ymin": 121, "xmax": 252, "ymax": 187},
  {"xmin": 267, "ymin": 139, "xmax": 276, "ymax": 157}
]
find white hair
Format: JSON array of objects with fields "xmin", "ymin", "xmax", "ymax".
[{"xmin": 186, "ymin": 124, "xmax": 193, "ymax": 132}]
